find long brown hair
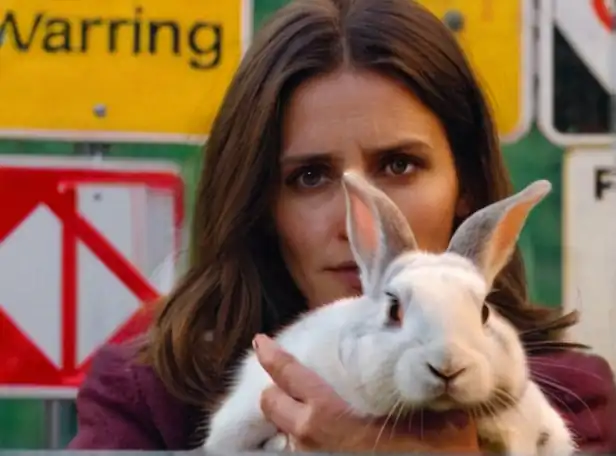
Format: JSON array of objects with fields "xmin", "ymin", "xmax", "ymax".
[{"xmin": 143, "ymin": 0, "xmax": 579, "ymax": 407}]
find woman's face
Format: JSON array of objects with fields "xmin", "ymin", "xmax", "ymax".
[{"xmin": 274, "ymin": 68, "xmax": 468, "ymax": 309}]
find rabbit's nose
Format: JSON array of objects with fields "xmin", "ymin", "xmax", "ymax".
[{"xmin": 426, "ymin": 363, "xmax": 466, "ymax": 383}]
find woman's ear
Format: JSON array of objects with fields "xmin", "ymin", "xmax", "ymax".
[{"xmin": 455, "ymin": 192, "xmax": 472, "ymax": 218}]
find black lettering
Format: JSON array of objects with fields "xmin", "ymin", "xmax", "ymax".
[
  {"xmin": 0, "ymin": 11, "xmax": 42, "ymax": 51},
  {"xmin": 133, "ymin": 7, "xmax": 143, "ymax": 54},
  {"xmin": 107, "ymin": 19, "xmax": 128, "ymax": 52},
  {"xmin": 188, "ymin": 22, "xmax": 222, "ymax": 69},
  {"xmin": 2, "ymin": 10, "xmax": 226, "ymax": 71},
  {"xmin": 42, "ymin": 18, "xmax": 72, "ymax": 52},
  {"xmin": 80, "ymin": 18, "xmax": 102, "ymax": 52},
  {"xmin": 149, "ymin": 21, "xmax": 180, "ymax": 54},
  {"xmin": 595, "ymin": 167, "xmax": 616, "ymax": 200}
]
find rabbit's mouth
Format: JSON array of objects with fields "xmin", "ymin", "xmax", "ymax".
[
  {"xmin": 426, "ymin": 393, "xmax": 461, "ymax": 410},
  {"xmin": 426, "ymin": 387, "xmax": 518, "ymax": 417},
  {"xmin": 424, "ymin": 388, "xmax": 488, "ymax": 411}
]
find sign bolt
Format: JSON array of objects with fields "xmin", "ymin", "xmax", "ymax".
[
  {"xmin": 443, "ymin": 10, "xmax": 464, "ymax": 32},
  {"xmin": 93, "ymin": 104, "xmax": 107, "ymax": 118}
]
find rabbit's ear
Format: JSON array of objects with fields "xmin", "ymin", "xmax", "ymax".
[
  {"xmin": 447, "ymin": 180, "xmax": 551, "ymax": 289},
  {"xmin": 342, "ymin": 171, "xmax": 418, "ymax": 297}
]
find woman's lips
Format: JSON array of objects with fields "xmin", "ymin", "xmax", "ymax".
[{"xmin": 328, "ymin": 266, "xmax": 362, "ymax": 292}]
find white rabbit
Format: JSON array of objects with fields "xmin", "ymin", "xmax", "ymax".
[{"xmin": 203, "ymin": 171, "xmax": 575, "ymax": 456}]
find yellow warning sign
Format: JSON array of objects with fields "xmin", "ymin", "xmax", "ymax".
[
  {"xmin": 0, "ymin": 0, "xmax": 252, "ymax": 143},
  {"xmin": 417, "ymin": 0, "xmax": 532, "ymax": 142}
]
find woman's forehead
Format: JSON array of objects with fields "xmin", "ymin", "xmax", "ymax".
[{"xmin": 280, "ymin": 68, "xmax": 447, "ymax": 161}]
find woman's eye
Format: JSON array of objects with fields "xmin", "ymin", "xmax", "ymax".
[
  {"xmin": 286, "ymin": 165, "xmax": 332, "ymax": 190},
  {"xmin": 297, "ymin": 169, "xmax": 327, "ymax": 188},
  {"xmin": 383, "ymin": 156, "xmax": 416, "ymax": 176}
]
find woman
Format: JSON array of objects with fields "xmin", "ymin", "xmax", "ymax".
[{"xmin": 68, "ymin": 0, "xmax": 616, "ymax": 451}]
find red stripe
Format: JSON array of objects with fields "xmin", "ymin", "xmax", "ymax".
[
  {"xmin": 171, "ymin": 178, "xmax": 185, "ymax": 252},
  {"xmin": 44, "ymin": 194, "xmax": 160, "ymax": 304},
  {"xmin": 593, "ymin": 0, "xmax": 612, "ymax": 30},
  {"xmin": 0, "ymin": 167, "xmax": 180, "ymax": 188},
  {"xmin": 60, "ymin": 188, "xmax": 77, "ymax": 374}
]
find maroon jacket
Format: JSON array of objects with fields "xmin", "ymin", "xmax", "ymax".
[{"xmin": 67, "ymin": 341, "xmax": 616, "ymax": 451}]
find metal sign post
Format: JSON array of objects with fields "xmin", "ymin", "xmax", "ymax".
[{"xmin": 43, "ymin": 400, "xmax": 64, "ymax": 449}]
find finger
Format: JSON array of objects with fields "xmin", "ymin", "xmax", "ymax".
[
  {"xmin": 253, "ymin": 334, "xmax": 334, "ymax": 401},
  {"xmin": 261, "ymin": 384, "xmax": 308, "ymax": 436}
]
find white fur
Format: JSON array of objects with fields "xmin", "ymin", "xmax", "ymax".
[{"xmin": 203, "ymin": 173, "xmax": 575, "ymax": 455}]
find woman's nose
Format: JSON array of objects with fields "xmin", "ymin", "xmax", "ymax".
[
  {"xmin": 335, "ymin": 168, "xmax": 372, "ymax": 242},
  {"xmin": 334, "ymin": 182, "xmax": 350, "ymax": 241}
]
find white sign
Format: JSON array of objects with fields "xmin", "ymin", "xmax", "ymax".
[
  {"xmin": 0, "ymin": 155, "xmax": 184, "ymax": 398},
  {"xmin": 538, "ymin": 0, "xmax": 614, "ymax": 146},
  {"xmin": 563, "ymin": 147, "xmax": 616, "ymax": 369}
]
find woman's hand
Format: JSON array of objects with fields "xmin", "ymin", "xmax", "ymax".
[{"xmin": 252, "ymin": 333, "xmax": 480, "ymax": 452}]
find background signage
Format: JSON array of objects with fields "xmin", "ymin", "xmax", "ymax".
[
  {"xmin": 538, "ymin": 0, "xmax": 613, "ymax": 146},
  {"xmin": 418, "ymin": 0, "xmax": 534, "ymax": 142},
  {"xmin": 0, "ymin": 1, "xmax": 253, "ymax": 143},
  {"xmin": 563, "ymin": 147, "xmax": 616, "ymax": 368}
]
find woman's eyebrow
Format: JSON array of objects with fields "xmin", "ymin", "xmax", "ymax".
[
  {"xmin": 361, "ymin": 138, "xmax": 431, "ymax": 155},
  {"xmin": 279, "ymin": 138, "xmax": 431, "ymax": 166},
  {"xmin": 279, "ymin": 151, "xmax": 336, "ymax": 166}
]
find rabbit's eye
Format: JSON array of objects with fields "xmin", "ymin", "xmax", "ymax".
[
  {"xmin": 481, "ymin": 303, "xmax": 490, "ymax": 324},
  {"xmin": 385, "ymin": 292, "xmax": 403, "ymax": 325}
]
